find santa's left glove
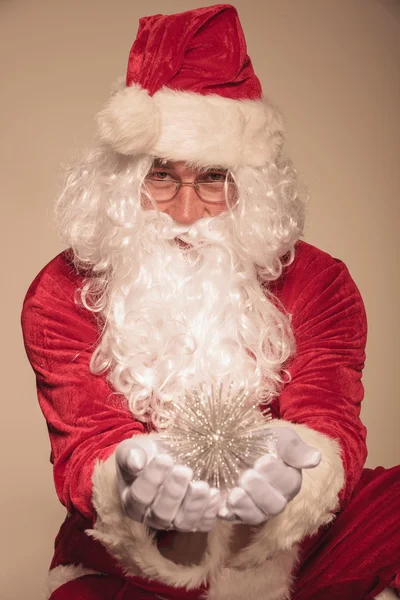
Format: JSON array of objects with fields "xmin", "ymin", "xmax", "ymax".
[
  {"xmin": 116, "ymin": 436, "xmax": 220, "ymax": 532},
  {"xmin": 222, "ymin": 426, "xmax": 321, "ymax": 525}
]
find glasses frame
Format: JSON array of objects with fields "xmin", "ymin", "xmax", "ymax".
[{"xmin": 144, "ymin": 176, "xmax": 237, "ymax": 204}]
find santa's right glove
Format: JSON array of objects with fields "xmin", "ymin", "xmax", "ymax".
[{"xmin": 116, "ymin": 436, "xmax": 220, "ymax": 532}]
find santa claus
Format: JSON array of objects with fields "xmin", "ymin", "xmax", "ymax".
[{"xmin": 22, "ymin": 4, "xmax": 399, "ymax": 600}]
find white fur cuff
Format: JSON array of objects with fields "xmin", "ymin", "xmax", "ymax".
[
  {"xmin": 228, "ymin": 419, "xmax": 345, "ymax": 569},
  {"xmin": 87, "ymin": 422, "xmax": 344, "ymax": 599},
  {"xmin": 88, "ymin": 446, "xmax": 229, "ymax": 589}
]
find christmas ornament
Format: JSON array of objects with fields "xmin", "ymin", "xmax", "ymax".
[{"xmin": 159, "ymin": 384, "xmax": 277, "ymax": 492}]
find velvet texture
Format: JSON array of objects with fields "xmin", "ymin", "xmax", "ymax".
[
  {"xmin": 22, "ymin": 257, "xmax": 147, "ymax": 519},
  {"xmin": 294, "ymin": 466, "xmax": 400, "ymax": 599},
  {"xmin": 23, "ymin": 240, "xmax": 393, "ymax": 599},
  {"xmin": 126, "ymin": 4, "xmax": 262, "ymax": 99},
  {"xmin": 96, "ymin": 5, "xmax": 282, "ymax": 165},
  {"xmin": 48, "ymin": 467, "xmax": 400, "ymax": 599},
  {"xmin": 49, "ymin": 575, "xmax": 201, "ymax": 600}
]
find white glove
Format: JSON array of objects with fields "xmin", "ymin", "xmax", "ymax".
[
  {"xmin": 222, "ymin": 426, "xmax": 321, "ymax": 525},
  {"xmin": 116, "ymin": 436, "xmax": 220, "ymax": 532}
]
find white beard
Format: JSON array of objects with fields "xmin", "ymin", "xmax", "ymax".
[{"xmin": 90, "ymin": 210, "xmax": 294, "ymax": 429}]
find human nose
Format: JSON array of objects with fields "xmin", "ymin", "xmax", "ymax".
[{"xmin": 167, "ymin": 184, "xmax": 205, "ymax": 225}]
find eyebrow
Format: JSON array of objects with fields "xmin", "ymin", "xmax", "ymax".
[
  {"xmin": 153, "ymin": 159, "xmax": 173, "ymax": 168},
  {"xmin": 152, "ymin": 159, "xmax": 227, "ymax": 172}
]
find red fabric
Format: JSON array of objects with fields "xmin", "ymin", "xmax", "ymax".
[
  {"xmin": 21, "ymin": 254, "xmax": 146, "ymax": 519},
  {"xmin": 49, "ymin": 467, "xmax": 400, "ymax": 599},
  {"xmin": 22, "ymin": 240, "xmax": 370, "ymax": 591},
  {"xmin": 293, "ymin": 466, "xmax": 400, "ymax": 599},
  {"xmin": 49, "ymin": 514, "xmax": 206, "ymax": 598},
  {"xmin": 50, "ymin": 574, "xmax": 203, "ymax": 599},
  {"xmin": 269, "ymin": 246, "xmax": 368, "ymax": 506},
  {"xmin": 49, "ymin": 575, "xmax": 126, "ymax": 600},
  {"xmin": 126, "ymin": 4, "xmax": 262, "ymax": 100}
]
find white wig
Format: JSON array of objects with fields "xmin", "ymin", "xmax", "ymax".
[{"xmin": 55, "ymin": 144, "xmax": 305, "ymax": 428}]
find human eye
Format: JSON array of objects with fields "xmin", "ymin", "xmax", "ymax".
[
  {"xmin": 148, "ymin": 170, "xmax": 174, "ymax": 181},
  {"xmin": 199, "ymin": 170, "xmax": 228, "ymax": 183}
]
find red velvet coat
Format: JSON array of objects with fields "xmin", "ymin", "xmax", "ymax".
[{"xmin": 22, "ymin": 240, "xmax": 368, "ymax": 600}]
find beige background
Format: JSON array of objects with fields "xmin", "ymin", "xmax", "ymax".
[{"xmin": 1, "ymin": 0, "xmax": 399, "ymax": 598}]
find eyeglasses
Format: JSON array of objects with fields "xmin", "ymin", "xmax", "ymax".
[{"xmin": 144, "ymin": 177, "xmax": 237, "ymax": 204}]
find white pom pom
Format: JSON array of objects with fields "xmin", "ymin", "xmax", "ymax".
[{"xmin": 97, "ymin": 84, "xmax": 161, "ymax": 155}]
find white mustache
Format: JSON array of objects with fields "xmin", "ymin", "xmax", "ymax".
[{"xmin": 159, "ymin": 214, "xmax": 226, "ymax": 243}]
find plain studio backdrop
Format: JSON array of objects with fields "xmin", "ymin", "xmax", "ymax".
[{"xmin": 1, "ymin": 1, "xmax": 399, "ymax": 598}]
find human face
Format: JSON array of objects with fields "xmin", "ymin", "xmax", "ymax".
[{"xmin": 143, "ymin": 160, "xmax": 234, "ymax": 225}]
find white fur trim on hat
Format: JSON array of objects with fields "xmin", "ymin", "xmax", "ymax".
[
  {"xmin": 97, "ymin": 85, "xmax": 284, "ymax": 168},
  {"xmin": 97, "ymin": 84, "xmax": 162, "ymax": 156}
]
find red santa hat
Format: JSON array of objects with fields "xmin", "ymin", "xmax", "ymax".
[{"xmin": 97, "ymin": 4, "xmax": 284, "ymax": 168}]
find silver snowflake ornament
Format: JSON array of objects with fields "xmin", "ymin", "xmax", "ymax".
[{"xmin": 159, "ymin": 383, "xmax": 276, "ymax": 491}]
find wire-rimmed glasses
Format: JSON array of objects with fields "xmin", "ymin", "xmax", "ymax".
[{"xmin": 144, "ymin": 177, "xmax": 237, "ymax": 204}]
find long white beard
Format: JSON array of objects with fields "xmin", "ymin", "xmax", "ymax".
[{"xmin": 90, "ymin": 211, "xmax": 294, "ymax": 429}]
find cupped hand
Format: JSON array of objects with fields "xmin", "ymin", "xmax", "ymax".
[
  {"xmin": 116, "ymin": 436, "xmax": 220, "ymax": 532},
  {"xmin": 222, "ymin": 426, "xmax": 321, "ymax": 525}
]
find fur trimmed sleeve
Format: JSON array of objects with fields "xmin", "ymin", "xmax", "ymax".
[
  {"xmin": 225, "ymin": 247, "xmax": 367, "ymax": 571},
  {"xmin": 273, "ymin": 243, "xmax": 368, "ymax": 508},
  {"xmin": 21, "ymin": 253, "xmax": 145, "ymax": 520},
  {"xmin": 89, "ymin": 448, "xmax": 229, "ymax": 590}
]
